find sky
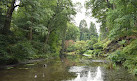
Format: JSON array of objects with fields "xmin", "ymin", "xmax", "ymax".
[
  {"xmin": 15, "ymin": 0, "xmax": 20, "ymax": 11},
  {"xmin": 71, "ymin": 0, "xmax": 101, "ymax": 33}
]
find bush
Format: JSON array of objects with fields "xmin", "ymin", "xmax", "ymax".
[
  {"xmin": 84, "ymin": 50, "xmax": 94, "ymax": 54},
  {"xmin": 93, "ymin": 49, "xmax": 103, "ymax": 56},
  {"xmin": 66, "ymin": 41, "xmax": 88, "ymax": 54},
  {"xmin": 103, "ymin": 39, "xmax": 111, "ymax": 49},
  {"xmin": 32, "ymin": 41, "xmax": 50, "ymax": 55},
  {"xmin": 123, "ymin": 56, "xmax": 137, "ymax": 75},
  {"xmin": 122, "ymin": 39, "xmax": 137, "ymax": 75},
  {"xmin": 67, "ymin": 44, "xmax": 76, "ymax": 52},
  {"xmin": 9, "ymin": 41, "xmax": 38, "ymax": 61},
  {"xmin": 123, "ymin": 39, "xmax": 137, "ymax": 55},
  {"xmin": 0, "ymin": 35, "xmax": 15, "ymax": 64},
  {"xmin": 107, "ymin": 39, "xmax": 137, "ymax": 75},
  {"xmin": 93, "ymin": 42, "xmax": 103, "ymax": 49},
  {"xmin": 84, "ymin": 49, "xmax": 102, "ymax": 57},
  {"xmin": 87, "ymin": 37, "xmax": 98, "ymax": 50},
  {"xmin": 74, "ymin": 41, "xmax": 88, "ymax": 54},
  {"xmin": 108, "ymin": 50, "xmax": 126, "ymax": 63}
]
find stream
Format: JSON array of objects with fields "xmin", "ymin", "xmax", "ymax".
[{"xmin": 0, "ymin": 55, "xmax": 137, "ymax": 81}]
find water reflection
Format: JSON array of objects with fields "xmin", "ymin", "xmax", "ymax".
[
  {"xmin": 69, "ymin": 66, "xmax": 103, "ymax": 81},
  {"xmin": 93, "ymin": 67, "xmax": 103, "ymax": 81},
  {"xmin": 0, "ymin": 56, "xmax": 137, "ymax": 81}
]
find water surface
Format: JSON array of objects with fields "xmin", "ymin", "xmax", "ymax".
[{"xmin": 0, "ymin": 55, "xmax": 136, "ymax": 81}]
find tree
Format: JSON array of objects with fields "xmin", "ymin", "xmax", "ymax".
[
  {"xmin": 13, "ymin": 0, "xmax": 47, "ymax": 40},
  {"xmin": 0, "ymin": 0, "xmax": 77, "ymax": 63},
  {"xmin": 79, "ymin": 19, "xmax": 89, "ymax": 40},
  {"xmin": 0, "ymin": 0, "xmax": 23, "ymax": 34},
  {"xmin": 66, "ymin": 23, "xmax": 80, "ymax": 41},
  {"xmin": 0, "ymin": 8, "xmax": 5, "ymax": 31},
  {"xmin": 89, "ymin": 22, "xmax": 98, "ymax": 39},
  {"xmin": 86, "ymin": 0, "xmax": 113, "ymax": 40},
  {"xmin": 107, "ymin": 0, "xmax": 137, "ymax": 39},
  {"xmin": 79, "ymin": 19, "xmax": 87, "ymax": 29}
]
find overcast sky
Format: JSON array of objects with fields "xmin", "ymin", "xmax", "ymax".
[{"xmin": 71, "ymin": 0, "xmax": 101, "ymax": 33}]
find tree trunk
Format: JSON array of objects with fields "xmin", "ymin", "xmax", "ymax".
[
  {"xmin": 106, "ymin": 0, "xmax": 110, "ymax": 8},
  {"xmin": 2, "ymin": 0, "xmax": 16, "ymax": 35},
  {"xmin": 112, "ymin": 1, "xmax": 116, "ymax": 10}
]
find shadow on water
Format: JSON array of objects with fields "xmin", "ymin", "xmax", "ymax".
[{"xmin": 0, "ymin": 55, "xmax": 137, "ymax": 81}]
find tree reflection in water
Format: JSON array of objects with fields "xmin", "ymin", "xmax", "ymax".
[{"xmin": 70, "ymin": 66, "xmax": 103, "ymax": 81}]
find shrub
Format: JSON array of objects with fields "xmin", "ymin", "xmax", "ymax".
[
  {"xmin": 87, "ymin": 37, "xmax": 98, "ymax": 50},
  {"xmin": 122, "ymin": 39, "xmax": 137, "ymax": 75},
  {"xmin": 84, "ymin": 50, "xmax": 94, "ymax": 54},
  {"xmin": 123, "ymin": 39, "xmax": 137, "ymax": 55},
  {"xmin": 32, "ymin": 41, "xmax": 50, "ymax": 54},
  {"xmin": 118, "ymin": 40, "xmax": 126, "ymax": 46},
  {"xmin": 108, "ymin": 39, "xmax": 137, "ymax": 75},
  {"xmin": 9, "ymin": 41, "xmax": 38, "ymax": 61},
  {"xmin": 74, "ymin": 41, "xmax": 88, "ymax": 54},
  {"xmin": 108, "ymin": 50, "xmax": 126, "ymax": 63},
  {"xmin": 93, "ymin": 42, "xmax": 103, "ymax": 49},
  {"xmin": 123, "ymin": 56, "xmax": 137, "ymax": 75},
  {"xmin": 0, "ymin": 35, "xmax": 15, "ymax": 64},
  {"xmin": 93, "ymin": 49, "xmax": 103, "ymax": 56},
  {"xmin": 66, "ymin": 41, "xmax": 88, "ymax": 54},
  {"xmin": 103, "ymin": 39, "xmax": 111, "ymax": 49},
  {"xmin": 67, "ymin": 44, "xmax": 76, "ymax": 52}
]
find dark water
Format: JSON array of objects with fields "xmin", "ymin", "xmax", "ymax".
[{"xmin": 0, "ymin": 55, "xmax": 137, "ymax": 81}]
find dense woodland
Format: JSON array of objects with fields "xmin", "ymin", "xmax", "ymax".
[{"xmin": 0, "ymin": 0, "xmax": 137, "ymax": 75}]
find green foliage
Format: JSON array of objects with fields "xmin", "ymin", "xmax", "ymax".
[
  {"xmin": 31, "ymin": 41, "xmax": 50, "ymax": 55},
  {"xmin": 134, "ymin": 69, "xmax": 137, "ymax": 76},
  {"xmin": 86, "ymin": 0, "xmax": 137, "ymax": 75},
  {"xmin": 86, "ymin": 0, "xmax": 110, "ymax": 40},
  {"xmin": 66, "ymin": 23, "xmax": 80, "ymax": 41},
  {"xmin": 89, "ymin": 22, "xmax": 98, "ymax": 38},
  {"xmin": 66, "ymin": 44, "xmax": 76, "ymax": 52},
  {"xmin": 9, "ymin": 41, "xmax": 38, "ymax": 61},
  {"xmin": 79, "ymin": 19, "xmax": 89, "ymax": 40},
  {"xmin": 108, "ymin": 50, "xmax": 125, "ymax": 63},
  {"xmin": 87, "ymin": 37, "xmax": 98, "ymax": 49},
  {"xmin": 118, "ymin": 40, "xmax": 126, "ymax": 47},
  {"xmin": 79, "ymin": 19, "xmax": 88, "ymax": 29},
  {"xmin": 107, "ymin": 0, "xmax": 137, "ymax": 39},
  {"xmin": 84, "ymin": 50, "xmax": 94, "ymax": 55},
  {"xmin": 79, "ymin": 21, "xmax": 98, "ymax": 41},
  {"xmin": 93, "ymin": 49, "xmax": 103, "ymax": 56},
  {"xmin": 0, "ymin": 35, "xmax": 15, "ymax": 64},
  {"xmin": 83, "ymin": 50, "xmax": 94, "ymax": 57},
  {"xmin": 121, "ymin": 39, "xmax": 137, "ymax": 75},
  {"xmin": 84, "ymin": 39, "xmax": 104, "ymax": 57},
  {"xmin": 103, "ymin": 39, "xmax": 112, "ymax": 49},
  {"xmin": 66, "ymin": 41, "xmax": 88, "ymax": 54},
  {"xmin": 93, "ymin": 42, "xmax": 103, "ymax": 49},
  {"xmin": 123, "ymin": 39, "xmax": 137, "ymax": 55},
  {"xmin": 123, "ymin": 56, "xmax": 137, "ymax": 75},
  {"xmin": 48, "ymin": 31, "xmax": 62, "ymax": 56},
  {"xmin": 107, "ymin": 39, "xmax": 137, "ymax": 75},
  {"xmin": 74, "ymin": 41, "xmax": 88, "ymax": 54}
]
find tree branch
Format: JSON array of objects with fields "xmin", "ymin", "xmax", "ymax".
[{"xmin": 14, "ymin": 4, "xmax": 24, "ymax": 8}]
